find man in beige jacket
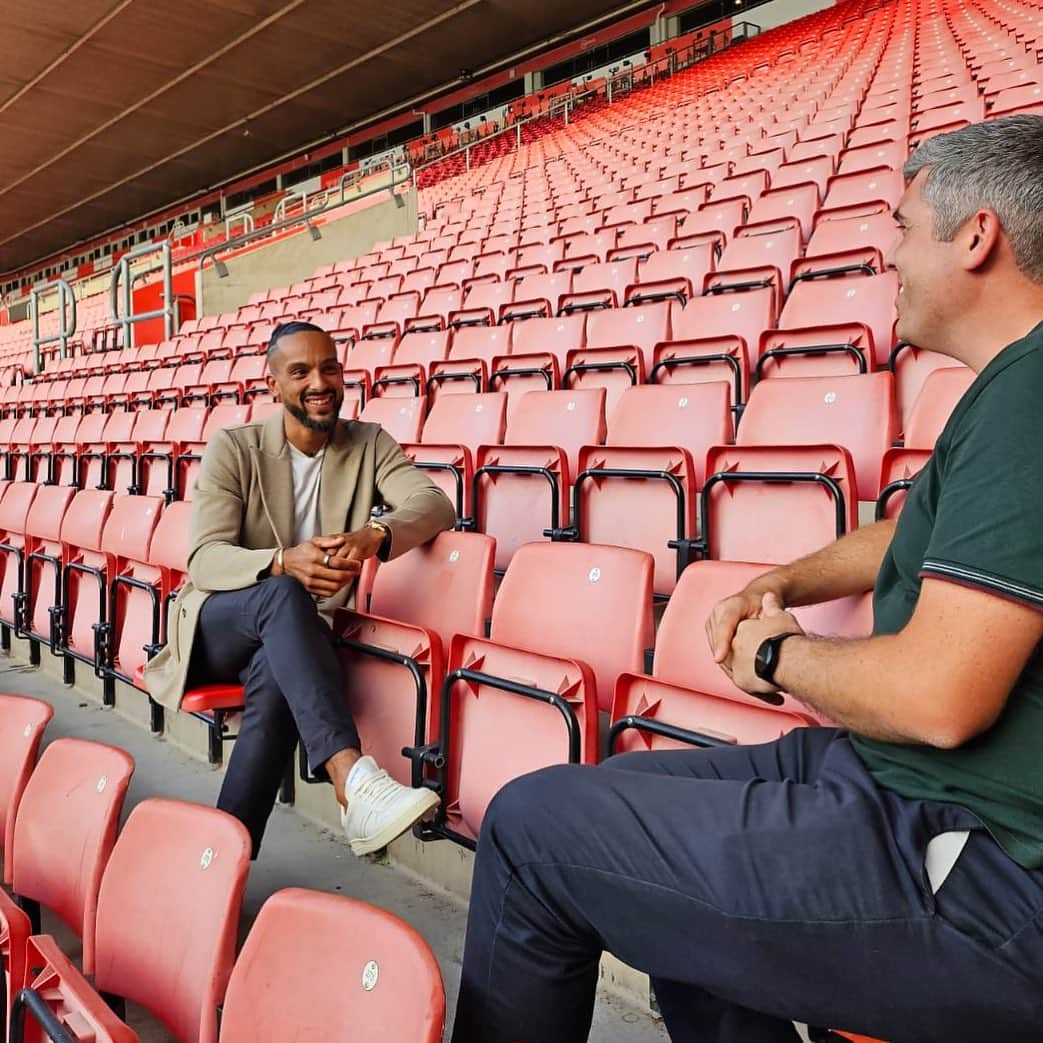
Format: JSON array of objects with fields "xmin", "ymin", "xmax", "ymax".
[{"xmin": 144, "ymin": 320, "xmax": 455, "ymax": 858}]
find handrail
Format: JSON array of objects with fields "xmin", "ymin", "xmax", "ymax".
[
  {"xmin": 224, "ymin": 209, "xmax": 254, "ymax": 241},
  {"xmin": 110, "ymin": 240, "xmax": 175, "ymax": 347},
  {"xmin": 30, "ymin": 278, "xmax": 77, "ymax": 373},
  {"xmin": 199, "ymin": 160, "xmax": 412, "ymax": 278}
]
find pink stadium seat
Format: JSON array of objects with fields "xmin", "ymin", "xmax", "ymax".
[
  {"xmin": 335, "ymin": 530, "xmax": 496, "ymax": 788},
  {"xmin": 473, "ymin": 387, "xmax": 607, "ymax": 570},
  {"xmin": 373, "ymin": 330, "xmax": 452, "ymax": 398},
  {"xmin": 22, "ymin": 485, "xmax": 79, "ymax": 659},
  {"xmin": 217, "ymin": 888, "xmax": 445, "ymax": 1043},
  {"xmin": 611, "ymin": 560, "xmax": 872, "ymax": 753},
  {"xmin": 737, "ymin": 371, "xmax": 899, "ymax": 500},
  {"xmin": 402, "ymin": 391, "xmax": 508, "ymax": 517},
  {"xmin": 629, "ymin": 244, "xmax": 715, "ymax": 305},
  {"xmin": 0, "ymin": 483, "xmax": 39, "ymax": 640},
  {"xmin": 429, "ymin": 324, "xmax": 514, "ymax": 400},
  {"xmin": 489, "ymin": 313, "xmax": 587, "ymax": 406},
  {"xmin": 0, "ymin": 693, "xmax": 53, "ymax": 885},
  {"xmin": 574, "ymin": 382, "xmax": 733, "ymax": 596},
  {"xmin": 358, "ymin": 396, "xmax": 427, "ymax": 443},
  {"xmin": 435, "ymin": 541, "xmax": 653, "ymax": 843}
]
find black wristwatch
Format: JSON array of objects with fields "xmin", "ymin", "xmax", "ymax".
[{"xmin": 754, "ymin": 632, "xmax": 801, "ymax": 687}]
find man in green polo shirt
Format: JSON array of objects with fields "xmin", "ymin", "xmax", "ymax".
[{"xmin": 450, "ymin": 114, "xmax": 1043, "ymax": 1043}]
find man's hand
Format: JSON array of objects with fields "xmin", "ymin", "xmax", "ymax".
[
  {"xmin": 706, "ymin": 578, "xmax": 787, "ymax": 664},
  {"xmin": 726, "ymin": 593, "xmax": 804, "ymax": 697},
  {"xmin": 276, "ymin": 535, "xmax": 361, "ymax": 598},
  {"xmin": 321, "ymin": 525, "xmax": 386, "ymax": 566}
]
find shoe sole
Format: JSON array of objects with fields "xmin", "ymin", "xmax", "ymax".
[{"xmin": 349, "ymin": 789, "xmax": 441, "ymax": 857}]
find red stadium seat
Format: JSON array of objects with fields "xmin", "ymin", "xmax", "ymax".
[
  {"xmin": 434, "ymin": 541, "xmax": 653, "ymax": 843},
  {"xmin": 358, "ymin": 396, "xmax": 426, "ymax": 443},
  {"xmin": 335, "ymin": 530, "xmax": 495, "ymax": 787},
  {"xmin": 217, "ymin": 888, "xmax": 445, "ymax": 1043}
]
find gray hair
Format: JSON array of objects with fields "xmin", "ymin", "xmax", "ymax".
[{"xmin": 903, "ymin": 114, "xmax": 1043, "ymax": 284}]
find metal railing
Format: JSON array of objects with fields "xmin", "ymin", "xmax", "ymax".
[
  {"xmin": 224, "ymin": 209, "xmax": 255, "ymax": 241},
  {"xmin": 30, "ymin": 278, "xmax": 77, "ymax": 373},
  {"xmin": 110, "ymin": 240, "xmax": 176, "ymax": 348},
  {"xmin": 199, "ymin": 160, "xmax": 412, "ymax": 278}
]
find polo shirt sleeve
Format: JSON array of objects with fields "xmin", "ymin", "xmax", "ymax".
[{"xmin": 920, "ymin": 380, "xmax": 1043, "ymax": 611}]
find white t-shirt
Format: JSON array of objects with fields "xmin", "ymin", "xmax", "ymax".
[{"xmin": 288, "ymin": 443, "xmax": 325, "ymax": 545}]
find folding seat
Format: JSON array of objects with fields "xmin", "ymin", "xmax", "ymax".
[
  {"xmin": 358, "ymin": 395, "xmax": 426, "ymax": 443},
  {"xmin": 371, "ymin": 291, "xmax": 421, "ymax": 335},
  {"xmin": 0, "ymin": 735, "xmax": 133, "ymax": 1019},
  {"xmin": 488, "ymin": 313, "xmax": 587, "ymax": 407},
  {"xmin": 986, "ymin": 81, "xmax": 1043, "ymax": 118},
  {"xmin": 910, "ymin": 99, "xmax": 981, "ymax": 137},
  {"xmin": 80, "ymin": 374, "xmax": 109, "ymax": 413},
  {"xmin": 412, "ymin": 285, "xmax": 463, "ymax": 331},
  {"xmin": 682, "ymin": 196, "xmax": 749, "ymax": 245},
  {"xmin": 848, "ymin": 120, "xmax": 907, "ymax": 150},
  {"xmin": 507, "ymin": 271, "xmax": 574, "ymax": 319},
  {"xmin": 564, "ymin": 301, "xmax": 672, "ymax": 413},
  {"xmin": 877, "ymin": 366, "xmax": 974, "ymax": 520},
  {"xmin": 337, "ymin": 301, "xmax": 382, "ymax": 333},
  {"xmin": 19, "ymin": 416, "xmax": 59, "ymax": 483},
  {"xmin": 217, "ymin": 888, "xmax": 445, "ymax": 1043},
  {"xmin": 472, "ymin": 251, "xmax": 515, "ymax": 282},
  {"xmin": 838, "ymin": 139, "xmax": 908, "ymax": 176},
  {"xmin": 0, "ymin": 693, "xmax": 53, "ymax": 884},
  {"xmin": 437, "ymin": 259, "xmax": 474, "ymax": 286},
  {"xmin": 484, "ymin": 233, "xmax": 520, "ymax": 257},
  {"xmin": 746, "ymin": 182, "xmax": 821, "ymax": 243},
  {"xmin": 401, "ymin": 267, "xmax": 439, "ymax": 297},
  {"xmin": 802, "ymin": 212, "xmax": 899, "ymax": 281},
  {"xmin": 56, "ymin": 492, "xmax": 156, "ymax": 685},
  {"xmin": 710, "ymin": 225, "xmax": 801, "ymax": 308},
  {"xmin": 367, "ymin": 274, "xmax": 404, "ymax": 300},
  {"xmin": 400, "ymin": 392, "xmax": 508, "ymax": 519},
  {"xmin": 422, "ymin": 322, "xmax": 511, "ymax": 402},
  {"xmin": 652, "ymin": 286, "xmax": 774, "ymax": 410},
  {"xmin": 431, "ymin": 541, "xmax": 653, "ymax": 844},
  {"xmin": 624, "ymin": 242, "xmax": 714, "ymax": 306},
  {"xmin": 3, "ymin": 416, "xmax": 37, "ymax": 481},
  {"xmin": 0, "ymin": 483, "xmax": 40, "ymax": 646},
  {"xmin": 18, "ymin": 798, "xmax": 250, "ymax": 1043},
  {"xmin": 610, "ymin": 560, "xmax": 872, "ymax": 755},
  {"xmin": 558, "ymin": 230, "xmax": 620, "ymax": 268},
  {"xmin": 653, "ymin": 184, "xmax": 713, "ymax": 222},
  {"xmin": 891, "ymin": 343, "xmax": 968, "ymax": 432},
  {"xmin": 19, "ymin": 484, "xmax": 78, "ymax": 663},
  {"xmin": 138, "ymin": 406, "xmax": 208, "ymax": 500},
  {"xmin": 561, "ymin": 259, "xmax": 639, "ymax": 312},
  {"xmin": 372, "ymin": 330, "xmax": 451, "ymax": 398},
  {"xmin": 555, "ymin": 214, "xmax": 601, "ymax": 240},
  {"xmin": 72, "ymin": 411, "xmax": 114, "ymax": 490},
  {"xmin": 471, "ymin": 387, "xmax": 606, "ymax": 571},
  {"xmin": 335, "ymin": 530, "xmax": 495, "ymax": 788},
  {"xmin": 759, "ymin": 269, "xmax": 898, "ymax": 380},
  {"xmin": 818, "ymin": 167, "xmax": 904, "ymax": 221},
  {"xmin": 572, "ymin": 382, "xmax": 733, "ymax": 596},
  {"xmin": 176, "ymin": 404, "xmax": 251, "ymax": 501},
  {"xmin": 601, "ymin": 199, "xmax": 654, "ymax": 229},
  {"xmin": 736, "ymin": 370, "xmax": 898, "ymax": 502},
  {"xmin": 716, "ymin": 168, "xmax": 770, "ymax": 207}
]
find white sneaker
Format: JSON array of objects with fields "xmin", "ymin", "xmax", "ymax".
[{"xmin": 341, "ymin": 756, "xmax": 441, "ymax": 856}]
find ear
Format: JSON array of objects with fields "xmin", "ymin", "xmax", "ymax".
[
  {"xmin": 959, "ymin": 208, "xmax": 1003, "ymax": 273},
  {"xmin": 265, "ymin": 370, "xmax": 281, "ymax": 402}
]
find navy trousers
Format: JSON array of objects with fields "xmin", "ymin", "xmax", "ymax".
[
  {"xmin": 451, "ymin": 728, "xmax": 1043, "ymax": 1042},
  {"xmin": 189, "ymin": 575, "xmax": 361, "ymax": 857}
]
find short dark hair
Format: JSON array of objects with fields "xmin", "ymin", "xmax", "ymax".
[{"xmin": 266, "ymin": 320, "xmax": 331, "ymax": 359}]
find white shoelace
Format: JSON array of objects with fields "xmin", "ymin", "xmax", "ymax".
[{"xmin": 351, "ymin": 769, "xmax": 402, "ymax": 808}]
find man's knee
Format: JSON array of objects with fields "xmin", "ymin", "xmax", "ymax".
[
  {"xmin": 482, "ymin": 764, "xmax": 592, "ymax": 850},
  {"xmin": 259, "ymin": 574, "xmax": 319, "ymax": 618}
]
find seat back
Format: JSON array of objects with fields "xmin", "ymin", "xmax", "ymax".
[
  {"xmin": 492, "ymin": 542, "xmax": 654, "ymax": 713},
  {"xmin": 738, "ymin": 372, "xmax": 898, "ymax": 498},
  {"xmin": 93, "ymin": 799, "xmax": 251, "ymax": 1043},
  {"xmin": 0, "ymin": 694, "xmax": 53, "ymax": 883},
  {"xmin": 12, "ymin": 738, "xmax": 134, "ymax": 974},
  {"xmin": 504, "ymin": 388, "xmax": 606, "ymax": 474},
  {"xmin": 420, "ymin": 392, "xmax": 507, "ymax": 448},
  {"xmin": 218, "ymin": 888, "xmax": 445, "ymax": 1043},
  {"xmin": 903, "ymin": 366, "xmax": 974, "ymax": 450},
  {"xmin": 358, "ymin": 396, "xmax": 426, "ymax": 443},
  {"xmin": 367, "ymin": 531, "xmax": 495, "ymax": 648}
]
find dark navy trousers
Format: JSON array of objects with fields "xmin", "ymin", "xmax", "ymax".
[
  {"xmin": 451, "ymin": 728, "xmax": 1043, "ymax": 1042},
  {"xmin": 189, "ymin": 575, "xmax": 361, "ymax": 857}
]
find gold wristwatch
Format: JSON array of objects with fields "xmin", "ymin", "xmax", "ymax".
[{"xmin": 366, "ymin": 518, "xmax": 392, "ymax": 557}]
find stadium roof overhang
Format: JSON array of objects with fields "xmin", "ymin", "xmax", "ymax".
[{"xmin": 0, "ymin": 0, "xmax": 665, "ymax": 275}]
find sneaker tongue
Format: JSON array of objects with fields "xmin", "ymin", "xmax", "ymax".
[{"xmin": 347, "ymin": 755, "xmax": 381, "ymax": 791}]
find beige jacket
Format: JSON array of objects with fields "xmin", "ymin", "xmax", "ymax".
[{"xmin": 143, "ymin": 411, "xmax": 455, "ymax": 711}]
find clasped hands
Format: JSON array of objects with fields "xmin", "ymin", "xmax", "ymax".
[
  {"xmin": 705, "ymin": 588, "xmax": 805, "ymax": 698},
  {"xmin": 273, "ymin": 526, "xmax": 386, "ymax": 598}
]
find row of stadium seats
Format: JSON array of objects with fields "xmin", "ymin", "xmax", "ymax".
[{"xmin": 0, "ymin": 695, "xmax": 444, "ymax": 1042}]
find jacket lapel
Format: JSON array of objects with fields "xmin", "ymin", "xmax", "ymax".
[
  {"xmin": 254, "ymin": 411, "xmax": 294, "ymax": 547},
  {"xmin": 319, "ymin": 420, "xmax": 363, "ymax": 535}
]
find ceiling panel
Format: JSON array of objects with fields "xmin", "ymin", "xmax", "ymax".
[{"xmin": 0, "ymin": 0, "xmax": 654, "ymax": 274}]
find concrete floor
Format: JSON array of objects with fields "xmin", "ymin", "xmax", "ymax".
[{"xmin": 1, "ymin": 655, "xmax": 669, "ymax": 1043}]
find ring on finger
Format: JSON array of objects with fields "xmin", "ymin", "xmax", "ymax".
[{"xmin": 323, "ymin": 552, "xmax": 331, "ymax": 568}]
